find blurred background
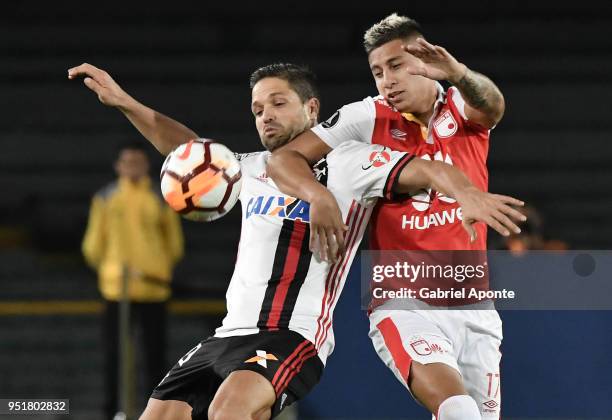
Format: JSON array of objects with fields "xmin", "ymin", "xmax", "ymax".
[{"xmin": 1, "ymin": 0, "xmax": 611, "ymax": 419}]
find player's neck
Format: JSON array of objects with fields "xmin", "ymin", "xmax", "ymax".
[
  {"xmin": 399, "ymin": 84, "xmax": 438, "ymax": 125},
  {"xmin": 411, "ymin": 85, "xmax": 438, "ymax": 124},
  {"xmin": 411, "ymin": 108, "xmax": 433, "ymax": 126}
]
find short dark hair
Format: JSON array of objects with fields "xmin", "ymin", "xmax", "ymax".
[
  {"xmin": 363, "ymin": 13, "xmax": 423, "ymax": 55},
  {"xmin": 249, "ymin": 63, "xmax": 320, "ymax": 103}
]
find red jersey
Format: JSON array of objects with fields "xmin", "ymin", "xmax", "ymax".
[{"xmin": 312, "ymin": 84, "xmax": 491, "ymax": 252}]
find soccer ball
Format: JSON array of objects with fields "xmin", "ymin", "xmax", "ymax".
[{"xmin": 160, "ymin": 139, "xmax": 242, "ymax": 222}]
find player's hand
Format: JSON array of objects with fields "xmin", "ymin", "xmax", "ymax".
[
  {"xmin": 403, "ymin": 38, "xmax": 467, "ymax": 84},
  {"xmin": 67, "ymin": 63, "xmax": 130, "ymax": 108},
  {"xmin": 455, "ymin": 187, "xmax": 526, "ymax": 242},
  {"xmin": 309, "ymin": 190, "xmax": 348, "ymax": 264}
]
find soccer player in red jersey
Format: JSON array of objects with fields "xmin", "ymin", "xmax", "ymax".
[{"xmin": 267, "ymin": 14, "xmax": 513, "ymax": 420}]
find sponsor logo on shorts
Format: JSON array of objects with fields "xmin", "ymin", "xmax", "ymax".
[
  {"xmin": 178, "ymin": 343, "xmax": 202, "ymax": 367},
  {"xmin": 409, "ymin": 339, "xmax": 432, "ymax": 356},
  {"xmin": 245, "ymin": 350, "xmax": 278, "ymax": 368},
  {"xmin": 429, "ymin": 343, "xmax": 445, "ymax": 354},
  {"xmin": 483, "ymin": 400, "xmax": 498, "ymax": 409},
  {"xmin": 482, "ymin": 399, "xmax": 499, "ymax": 414}
]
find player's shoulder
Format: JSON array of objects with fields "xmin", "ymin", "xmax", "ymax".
[
  {"xmin": 442, "ymin": 86, "xmax": 468, "ymax": 119},
  {"xmin": 345, "ymin": 95, "xmax": 376, "ymax": 106},
  {"xmin": 371, "ymin": 94, "xmax": 393, "ymax": 109},
  {"xmin": 234, "ymin": 150, "xmax": 267, "ymax": 162},
  {"xmin": 234, "ymin": 150, "xmax": 269, "ymax": 176},
  {"xmin": 326, "ymin": 140, "xmax": 387, "ymax": 165},
  {"xmin": 317, "ymin": 97, "xmax": 377, "ymax": 131},
  {"xmin": 369, "ymin": 95, "xmax": 404, "ymax": 117},
  {"xmin": 337, "ymin": 95, "xmax": 377, "ymax": 115},
  {"xmin": 434, "ymin": 86, "xmax": 493, "ymax": 138},
  {"xmin": 234, "ymin": 150, "xmax": 269, "ymax": 166},
  {"xmin": 329, "ymin": 139, "xmax": 377, "ymax": 154}
]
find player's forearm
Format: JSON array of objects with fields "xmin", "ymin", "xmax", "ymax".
[
  {"xmin": 267, "ymin": 150, "xmax": 329, "ymax": 203},
  {"xmin": 118, "ymin": 95, "xmax": 198, "ymax": 156},
  {"xmin": 396, "ymin": 159, "xmax": 478, "ymax": 200},
  {"xmin": 426, "ymin": 161, "xmax": 481, "ymax": 203},
  {"xmin": 449, "ymin": 66, "xmax": 505, "ymax": 124}
]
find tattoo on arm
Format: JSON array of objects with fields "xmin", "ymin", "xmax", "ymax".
[{"xmin": 455, "ymin": 69, "xmax": 504, "ymax": 117}]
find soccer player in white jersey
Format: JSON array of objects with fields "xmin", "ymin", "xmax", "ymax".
[{"xmin": 68, "ymin": 62, "xmax": 523, "ymax": 420}]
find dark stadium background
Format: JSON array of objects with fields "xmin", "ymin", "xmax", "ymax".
[{"xmin": 1, "ymin": 1, "xmax": 611, "ymax": 419}]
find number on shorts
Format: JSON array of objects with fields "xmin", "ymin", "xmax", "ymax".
[
  {"xmin": 178, "ymin": 343, "xmax": 202, "ymax": 367},
  {"xmin": 486, "ymin": 372, "xmax": 500, "ymax": 398}
]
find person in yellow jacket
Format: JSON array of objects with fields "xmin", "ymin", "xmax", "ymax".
[{"xmin": 82, "ymin": 142, "xmax": 184, "ymax": 420}]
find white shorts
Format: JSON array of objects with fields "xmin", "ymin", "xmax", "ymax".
[{"xmin": 369, "ymin": 305, "xmax": 503, "ymax": 418}]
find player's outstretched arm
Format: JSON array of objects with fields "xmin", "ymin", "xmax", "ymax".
[
  {"xmin": 67, "ymin": 63, "xmax": 197, "ymax": 155},
  {"xmin": 268, "ymin": 133, "xmax": 348, "ymax": 264},
  {"xmin": 403, "ymin": 38, "xmax": 505, "ymax": 128},
  {"xmin": 394, "ymin": 158, "xmax": 526, "ymax": 241}
]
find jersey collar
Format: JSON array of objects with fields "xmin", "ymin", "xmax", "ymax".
[{"xmin": 401, "ymin": 82, "xmax": 445, "ymax": 142}]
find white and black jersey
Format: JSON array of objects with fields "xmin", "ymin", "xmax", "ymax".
[{"xmin": 214, "ymin": 141, "xmax": 413, "ymax": 364}]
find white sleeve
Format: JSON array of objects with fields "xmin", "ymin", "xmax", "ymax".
[
  {"xmin": 310, "ymin": 97, "xmax": 376, "ymax": 148},
  {"xmin": 326, "ymin": 141, "xmax": 414, "ymax": 207}
]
